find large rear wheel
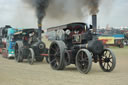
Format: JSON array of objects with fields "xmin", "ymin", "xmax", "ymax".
[
  {"xmin": 49, "ymin": 41, "xmax": 66, "ymax": 70},
  {"xmin": 76, "ymin": 49, "xmax": 92, "ymax": 74},
  {"xmin": 99, "ymin": 48, "xmax": 116, "ymax": 72}
]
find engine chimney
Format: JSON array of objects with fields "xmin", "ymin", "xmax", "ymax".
[
  {"xmin": 38, "ymin": 23, "xmax": 42, "ymax": 40},
  {"xmin": 92, "ymin": 15, "xmax": 97, "ymax": 33}
]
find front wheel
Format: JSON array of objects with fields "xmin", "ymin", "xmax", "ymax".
[
  {"xmin": 35, "ymin": 56, "xmax": 44, "ymax": 62},
  {"xmin": 119, "ymin": 43, "xmax": 124, "ymax": 48},
  {"xmin": 76, "ymin": 49, "xmax": 92, "ymax": 74},
  {"xmin": 99, "ymin": 48, "xmax": 116, "ymax": 72},
  {"xmin": 46, "ymin": 56, "xmax": 49, "ymax": 63},
  {"xmin": 28, "ymin": 48, "xmax": 35, "ymax": 65},
  {"xmin": 15, "ymin": 48, "xmax": 23, "ymax": 62}
]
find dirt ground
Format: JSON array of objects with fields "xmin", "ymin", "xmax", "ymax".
[{"xmin": 0, "ymin": 47, "xmax": 128, "ymax": 85}]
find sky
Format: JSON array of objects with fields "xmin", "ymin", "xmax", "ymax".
[{"xmin": 0, "ymin": 0, "xmax": 128, "ymax": 28}]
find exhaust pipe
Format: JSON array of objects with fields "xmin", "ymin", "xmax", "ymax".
[
  {"xmin": 38, "ymin": 23, "xmax": 42, "ymax": 40},
  {"xmin": 92, "ymin": 15, "xmax": 97, "ymax": 33}
]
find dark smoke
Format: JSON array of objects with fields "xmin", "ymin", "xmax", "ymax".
[
  {"xmin": 22, "ymin": 0, "xmax": 101, "ymax": 23},
  {"xmin": 87, "ymin": 0, "xmax": 101, "ymax": 15},
  {"xmin": 23, "ymin": 0, "xmax": 49, "ymax": 25},
  {"xmin": 47, "ymin": 0, "xmax": 101, "ymax": 19}
]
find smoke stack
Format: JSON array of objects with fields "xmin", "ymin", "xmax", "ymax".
[
  {"xmin": 22, "ymin": 0, "xmax": 49, "ymax": 40},
  {"xmin": 38, "ymin": 23, "xmax": 42, "ymax": 40},
  {"xmin": 92, "ymin": 15, "xmax": 97, "ymax": 33}
]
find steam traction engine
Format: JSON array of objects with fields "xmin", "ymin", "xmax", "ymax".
[
  {"xmin": 47, "ymin": 22, "xmax": 116, "ymax": 74},
  {"xmin": 14, "ymin": 29, "xmax": 48, "ymax": 64}
]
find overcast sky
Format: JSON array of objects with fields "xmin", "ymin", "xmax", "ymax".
[{"xmin": 0, "ymin": 0, "xmax": 128, "ymax": 28}]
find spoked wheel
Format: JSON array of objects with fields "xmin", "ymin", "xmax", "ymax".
[
  {"xmin": 44, "ymin": 48, "xmax": 49, "ymax": 63},
  {"xmin": 45, "ymin": 56, "xmax": 49, "ymax": 63},
  {"xmin": 15, "ymin": 47, "xmax": 19, "ymax": 61},
  {"xmin": 76, "ymin": 49, "xmax": 92, "ymax": 74},
  {"xmin": 15, "ymin": 47, "xmax": 23, "ymax": 62},
  {"xmin": 99, "ymin": 48, "xmax": 116, "ymax": 72},
  {"xmin": 119, "ymin": 43, "xmax": 124, "ymax": 48},
  {"xmin": 49, "ymin": 41, "xmax": 66, "ymax": 70},
  {"xmin": 64, "ymin": 50, "xmax": 70, "ymax": 66},
  {"xmin": 35, "ymin": 56, "xmax": 44, "ymax": 62},
  {"xmin": 28, "ymin": 48, "xmax": 35, "ymax": 65}
]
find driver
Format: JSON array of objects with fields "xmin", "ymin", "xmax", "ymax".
[{"xmin": 28, "ymin": 31, "xmax": 38, "ymax": 44}]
